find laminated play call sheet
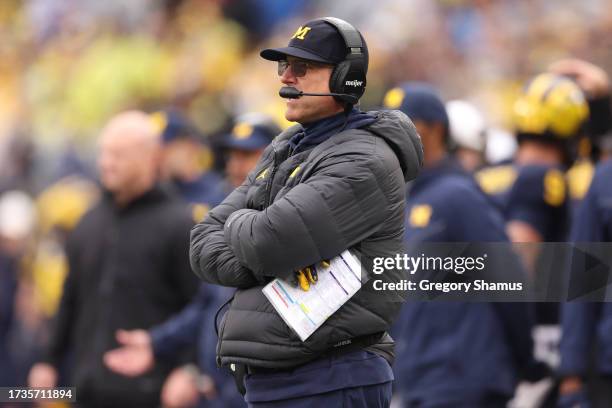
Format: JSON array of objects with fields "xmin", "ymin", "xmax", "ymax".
[{"xmin": 262, "ymin": 250, "xmax": 363, "ymax": 341}]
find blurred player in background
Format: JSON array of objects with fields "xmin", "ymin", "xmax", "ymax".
[
  {"xmin": 549, "ymin": 59, "xmax": 611, "ymax": 209},
  {"xmin": 556, "ymin": 62, "xmax": 612, "ymax": 408},
  {"xmin": 475, "ymin": 74, "xmax": 590, "ymax": 406},
  {"xmin": 446, "ymin": 99, "xmax": 488, "ymax": 173},
  {"xmin": 384, "ymin": 82, "xmax": 539, "ymax": 408},
  {"xmin": 476, "ymin": 73, "xmax": 587, "ymax": 243},
  {"xmin": 153, "ymin": 109, "xmax": 227, "ymax": 222},
  {"xmin": 558, "ymin": 152, "xmax": 612, "ymax": 407}
]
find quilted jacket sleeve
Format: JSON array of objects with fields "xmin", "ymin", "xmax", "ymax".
[
  {"xmin": 190, "ymin": 175, "xmax": 260, "ymax": 288},
  {"xmin": 224, "ymin": 148, "xmax": 394, "ymax": 279}
]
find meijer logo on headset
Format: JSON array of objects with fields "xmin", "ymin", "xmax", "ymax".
[{"xmin": 345, "ymin": 80, "xmax": 364, "ymax": 87}]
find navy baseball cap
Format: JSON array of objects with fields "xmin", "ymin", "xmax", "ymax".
[
  {"xmin": 223, "ymin": 114, "xmax": 280, "ymax": 151},
  {"xmin": 261, "ymin": 19, "xmax": 349, "ymax": 64},
  {"xmin": 383, "ymin": 82, "xmax": 449, "ymax": 126},
  {"xmin": 150, "ymin": 109, "xmax": 201, "ymax": 144}
]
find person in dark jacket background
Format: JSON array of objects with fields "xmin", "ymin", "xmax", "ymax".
[
  {"xmin": 384, "ymin": 83, "xmax": 538, "ymax": 407},
  {"xmin": 28, "ymin": 110, "xmax": 199, "ymax": 407},
  {"xmin": 190, "ymin": 17, "xmax": 423, "ymax": 408},
  {"xmin": 103, "ymin": 114, "xmax": 280, "ymax": 408}
]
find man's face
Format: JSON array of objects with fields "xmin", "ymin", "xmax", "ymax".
[
  {"xmin": 414, "ymin": 120, "xmax": 446, "ymax": 167},
  {"xmin": 455, "ymin": 147, "xmax": 484, "ymax": 173},
  {"xmin": 226, "ymin": 148, "xmax": 265, "ymax": 188},
  {"xmin": 160, "ymin": 139, "xmax": 198, "ymax": 181},
  {"xmin": 279, "ymin": 56, "xmax": 343, "ymax": 124},
  {"xmin": 98, "ymin": 129, "xmax": 157, "ymax": 193}
]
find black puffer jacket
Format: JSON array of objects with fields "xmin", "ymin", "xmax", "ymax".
[
  {"xmin": 45, "ymin": 187, "xmax": 198, "ymax": 406},
  {"xmin": 190, "ymin": 110, "xmax": 423, "ymax": 368}
]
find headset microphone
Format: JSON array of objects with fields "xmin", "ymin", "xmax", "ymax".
[
  {"xmin": 278, "ymin": 87, "xmax": 302, "ymax": 99},
  {"xmin": 279, "ymin": 86, "xmax": 357, "ymax": 104}
]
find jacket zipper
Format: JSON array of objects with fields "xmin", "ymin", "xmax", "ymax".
[
  {"xmin": 215, "ymin": 294, "xmax": 235, "ymax": 367},
  {"xmin": 265, "ymin": 147, "xmax": 281, "ymax": 208}
]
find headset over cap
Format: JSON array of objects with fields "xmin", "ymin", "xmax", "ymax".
[{"xmin": 261, "ymin": 17, "xmax": 368, "ymax": 106}]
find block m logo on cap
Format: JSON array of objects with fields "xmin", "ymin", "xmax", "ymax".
[{"xmin": 291, "ymin": 26, "xmax": 311, "ymax": 40}]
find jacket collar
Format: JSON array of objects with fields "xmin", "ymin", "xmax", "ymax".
[
  {"xmin": 102, "ymin": 184, "xmax": 167, "ymax": 212},
  {"xmin": 410, "ymin": 156, "xmax": 466, "ymax": 194},
  {"xmin": 288, "ymin": 108, "xmax": 376, "ymax": 154}
]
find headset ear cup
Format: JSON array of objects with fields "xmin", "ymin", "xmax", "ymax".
[
  {"xmin": 320, "ymin": 17, "xmax": 368, "ymax": 105},
  {"xmin": 330, "ymin": 61, "xmax": 350, "ymax": 95}
]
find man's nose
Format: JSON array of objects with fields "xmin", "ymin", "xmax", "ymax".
[{"xmin": 280, "ymin": 65, "xmax": 296, "ymax": 85}]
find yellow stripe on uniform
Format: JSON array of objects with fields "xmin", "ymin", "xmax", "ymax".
[
  {"xmin": 567, "ymin": 160, "xmax": 595, "ymax": 201},
  {"xmin": 475, "ymin": 165, "xmax": 517, "ymax": 195},
  {"xmin": 543, "ymin": 169, "xmax": 566, "ymax": 207}
]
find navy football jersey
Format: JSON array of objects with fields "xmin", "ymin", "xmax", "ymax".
[
  {"xmin": 566, "ymin": 158, "xmax": 596, "ymax": 218},
  {"xmin": 406, "ymin": 164, "xmax": 507, "ymax": 242},
  {"xmin": 571, "ymin": 159, "xmax": 612, "ymax": 241},
  {"xmin": 476, "ymin": 164, "xmax": 571, "ymax": 241},
  {"xmin": 397, "ymin": 159, "xmax": 534, "ymax": 405},
  {"xmin": 559, "ymin": 160, "xmax": 612, "ymax": 379}
]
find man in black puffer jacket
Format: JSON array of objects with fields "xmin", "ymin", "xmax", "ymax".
[
  {"xmin": 28, "ymin": 111, "xmax": 199, "ymax": 407},
  {"xmin": 190, "ymin": 17, "xmax": 423, "ymax": 407}
]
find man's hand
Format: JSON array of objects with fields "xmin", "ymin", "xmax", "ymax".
[
  {"xmin": 161, "ymin": 367, "xmax": 200, "ymax": 408},
  {"xmin": 557, "ymin": 376, "xmax": 590, "ymax": 408},
  {"xmin": 103, "ymin": 329, "xmax": 154, "ymax": 377},
  {"xmin": 28, "ymin": 363, "xmax": 58, "ymax": 388},
  {"xmin": 557, "ymin": 377, "xmax": 591, "ymax": 408},
  {"xmin": 559, "ymin": 376, "xmax": 583, "ymax": 395},
  {"xmin": 549, "ymin": 58, "xmax": 610, "ymax": 98}
]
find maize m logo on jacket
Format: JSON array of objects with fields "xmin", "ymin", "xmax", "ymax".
[
  {"xmin": 345, "ymin": 80, "xmax": 364, "ymax": 87},
  {"xmin": 291, "ymin": 26, "xmax": 311, "ymax": 40}
]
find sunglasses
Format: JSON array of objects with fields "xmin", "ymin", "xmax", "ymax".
[{"xmin": 277, "ymin": 60, "xmax": 331, "ymax": 77}]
